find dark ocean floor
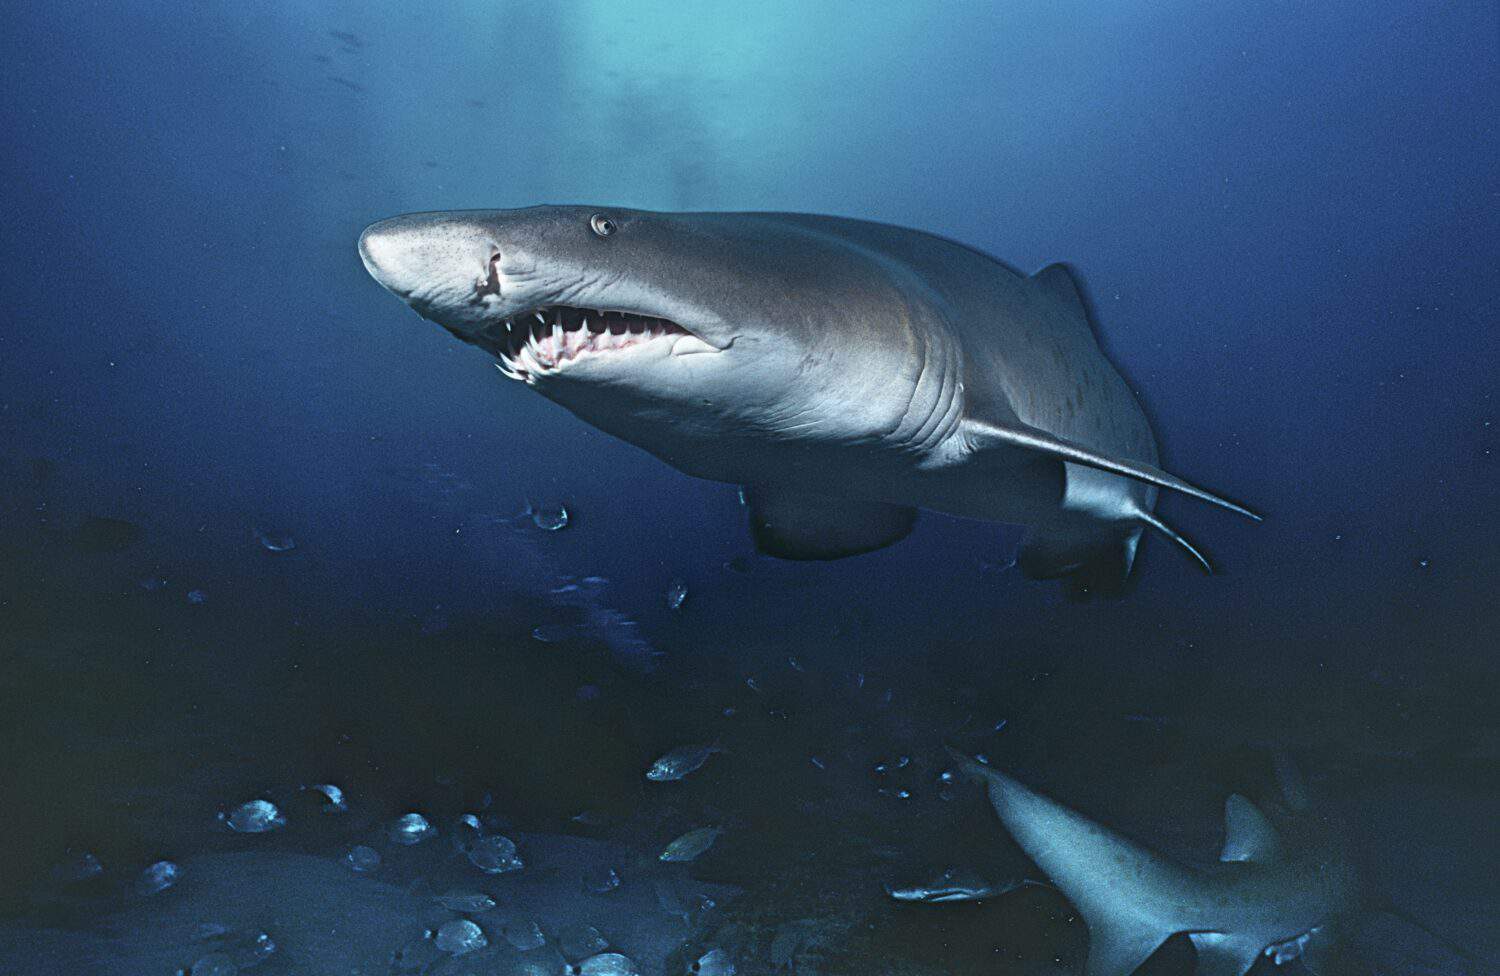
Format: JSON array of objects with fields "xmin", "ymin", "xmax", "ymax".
[{"xmin": 1, "ymin": 553, "xmax": 1497, "ymax": 976}]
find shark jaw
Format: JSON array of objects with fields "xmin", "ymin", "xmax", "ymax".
[{"xmin": 466, "ymin": 305, "xmax": 719, "ymax": 385}]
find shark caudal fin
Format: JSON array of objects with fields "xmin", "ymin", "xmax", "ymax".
[{"xmin": 945, "ymin": 749, "xmax": 1195, "ymax": 975}]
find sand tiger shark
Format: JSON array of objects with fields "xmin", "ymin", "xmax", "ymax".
[
  {"xmin": 948, "ymin": 750, "xmax": 1363, "ymax": 976},
  {"xmin": 359, "ymin": 207, "xmax": 1256, "ymax": 593}
]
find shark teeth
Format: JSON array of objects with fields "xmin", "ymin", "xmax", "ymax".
[{"xmin": 480, "ymin": 305, "xmax": 691, "ymax": 381}]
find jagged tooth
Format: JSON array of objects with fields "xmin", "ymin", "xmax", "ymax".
[
  {"xmin": 552, "ymin": 320, "xmax": 563, "ymax": 347},
  {"xmin": 534, "ymin": 311, "xmax": 546, "ymax": 325},
  {"xmin": 518, "ymin": 344, "xmax": 543, "ymax": 373}
]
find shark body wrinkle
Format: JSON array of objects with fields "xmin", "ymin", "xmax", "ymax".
[
  {"xmin": 360, "ymin": 207, "xmax": 1257, "ymax": 594},
  {"xmin": 948, "ymin": 750, "xmax": 1364, "ymax": 976}
]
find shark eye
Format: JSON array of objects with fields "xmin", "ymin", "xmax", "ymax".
[{"xmin": 589, "ymin": 213, "xmax": 617, "ymax": 237}]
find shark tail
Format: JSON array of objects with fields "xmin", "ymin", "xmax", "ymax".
[{"xmin": 946, "ymin": 747, "xmax": 1204, "ymax": 976}]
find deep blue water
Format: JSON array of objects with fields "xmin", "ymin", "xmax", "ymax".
[{"xmin": 1, "ymin": 2, "xmax": 1497, "ymax": 974}]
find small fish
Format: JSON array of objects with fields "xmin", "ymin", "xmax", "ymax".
[
  {"xmin": 434, "ymin": 918, "xmax": 487, "ymax": 955},
  {"xmin": 434, "ymin": 890, "xmax": 496, "ymax": 912},
  {"xmin": 885, "ymin": 866, "xmax": 1034, "ymax": 903},
  {"xmin": 501, "ymin": 919, "xmax": 545, "ymax": 950},
  {"xmin": 301, "ymin": 782, "xmax": 346, "ymax": 812},
  {"xmin": 253, "ymin": 527, "xmax": 296, "ymax": 552},
  {"xmin": 694, "ymin": 948, "xmax": 736, "ymax": 975},
  {"xmin": 222, "ymin": 799, "xmax": 284, "ymax": 834},
  {"xmin": 659, "ymin": 827, "xmax": 722, "ymax": 862},
  {"xmin": 387, "ymin": 812, "xmax": 436, "ymax": 845},
  {"xmin": 579, "ymin": 951, "xmax": 638, "ymax": 975},
  {"xmin": 344, "ymin": 845, "xmax": 380, "ymax": 872},
  {"xmin": 645, "ymin": 743, "xmax": 723, "ymax": 782},
  {"xmin": 135, "ymin": 860, "xmax": 178, "ymax": 896}
]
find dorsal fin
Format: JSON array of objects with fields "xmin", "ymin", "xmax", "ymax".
[
  {"xmin": 1220, "ymin": 794, "xmax": 1281, "ymax": 862},
  {"xmin": 1031, "ymin": 262, "xmax": 1088, "ymax": 315}
]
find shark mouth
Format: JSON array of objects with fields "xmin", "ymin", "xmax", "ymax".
[{"xmin": 469, "ymin": 306, "xmax": 704, "ymax": 381}]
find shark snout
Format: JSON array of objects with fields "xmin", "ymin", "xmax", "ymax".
[
  {"xmin": 358, "ymin": 219, "xmax": 411, "ymax": 295},
  {"xmin": 358, "ymin": 214, "xmax": 498, "ymax": 312}
]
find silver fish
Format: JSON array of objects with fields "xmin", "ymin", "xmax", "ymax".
[
  {"xmin": 646, "ymin": 743, "xmax": 723, "ymax": 782},
  {"xmin": 659, "ymin": 827, "xmax": 722, "ymax": 862},
  {"xmin": 885, "ymin": 866, "xmax": 1032, "ymax": 903}
]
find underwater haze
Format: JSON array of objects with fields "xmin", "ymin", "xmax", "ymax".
[{"xmin": 1, "ymin": 1, "xmax": 1497, "ymax": 974}]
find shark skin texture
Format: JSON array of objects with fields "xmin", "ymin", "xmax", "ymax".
[{"xmin": 359, "ymin": 206, "xmax": 1257, "ymax": 595}]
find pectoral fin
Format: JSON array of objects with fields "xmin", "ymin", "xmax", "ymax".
[
  {"xmin": 1084, "ymin": 915, "xmax": 1170, "ymax": 976},
  {"xmin": 1188, "ymin": 933, "xmax": 1263, "ymax": 976},
  {"xmin": 961, "ymin": 417, "xmax": 1259, "ymax": 521},
  {"xmin": 744, "ymin": 487, "xmax": 917, "ymax": 560}
]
